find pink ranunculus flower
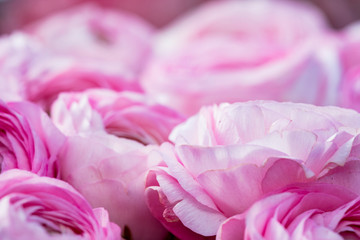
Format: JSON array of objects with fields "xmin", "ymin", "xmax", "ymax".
[
  {"xmin": 0, "ymin": 100, "xmax": 65, "ymax": 177},
  {"xmin": 141, "ymin": 0, "xmax": 340, "ymax": 116},
  {"xmin": 53, "ymin": 90, "xmax": 184, "ymax": 239},
  {"xmin": 0, "ymin": 169, "xmax": 121, "ymax": 239},
  {"xmin": 0, "ymin": 3, "xmax": 153, "ymax": 110},
  {"xmin": 60, "ymin": 133, "xmax": 169, "ymax": 240},
  {"xmin": 25, "ymin": 3, "xmax": 154, "ymax": 78},
  {"xmin": 217, "ymin": 183, "xmax": 360, "ymax": 240},
  {"xmin": 51, "ymin": 89, "xmax": 184, "ymax": 144},
  {"xmin": 145, "ymin": 101, "xmax": 360, "ymax": 239}
]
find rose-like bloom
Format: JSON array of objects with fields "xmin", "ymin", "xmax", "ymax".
[
  {"xmin": 218, "ymin": 183, "xmax": 360, "ymax": 240},
  {"xmin": 0, "ymin": 3, "xmax": 152, "ymax": 109},
  {"xmin": 25, "ymin": 3, "xmax": 153, "ymax": 77},
  {"xmin": 0, "ymin": 169, "xmax": 120, "ymax": 239},
  {"xmin": 0, "ymin": 100, "xmax": 65, "ymax": 177},
  {"xmin": 60, "ymin": 134, "xmax": 169, "ymax": 240},
  {"xmin": 0, "ymin": 32, "xmax": 140, "ymax": 109},
  {"xmin": 145, "ymin": 101, "xmax": 360, "ymax": 239},
  {"xmin": 53, "ymin": 90, "xmax": 183, "ymax": 239},
  {"xmin": 141, "ymin": 0, "xmax": 340, "ymax": 116},
  {"xmin": 51, "ymin": 89, "xmax": 184, "ymax": 144}
]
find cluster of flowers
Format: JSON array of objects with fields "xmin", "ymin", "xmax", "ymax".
[{"xmin": 1, "ymin": 0, "xmax": 360, "ymax": 239}]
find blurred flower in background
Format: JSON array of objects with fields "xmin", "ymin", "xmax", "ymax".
[
  {"xmin": 0, "ymin": 4, "xmax": 153, "ymax": 110},
  {"xmin": 140, "ymin": 0, "xmax": 340, "ymax": 116}
]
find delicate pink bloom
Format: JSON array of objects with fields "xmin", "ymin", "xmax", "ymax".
[
  {"xmin": 218, "ymin": 183, "xmax": 360, "ymax": 240},
  {"xmin": 141, "ymin": 0, "xmax": 340, "ymax": 116},
  {"xmin": 0, "ymin": 169, "xmax": 120, "ymax": 240},
  {"xmin": 145, "ymin": 101, "xmax": 360, "ymax": 238},
  {"xmin": 60, "ymin": 134, "xmax": 169, "ymax": 240},
  {"xmin": 53, "ymin": 90, "xmax": 183, "ymax": 239},
  {"xmin": 26, "ymin": 3, "xmax": 153, "ymax": 77},
  {"xmin": 0, "ymin": 3, "xmax": 153, "ymax": 109},
  {"xmin": 51, "ymin": 89, "xmax": 184, "ymax": 144},
  {"xmin": 0, "ymin": 100, "xmax": 65, "ymax": 177}
]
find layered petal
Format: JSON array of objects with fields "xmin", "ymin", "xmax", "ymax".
[
  {"xmin": 0, "ymin": 169, "xmax": 120, "ymax": 240},
  {"xmin": 146, "ymin": 101, "xmax": 360, "ymax": 237},
  {"xmin": 218, "ymin": 184, "xmax": 360, "ymax": 240},
  {"xmin": 0, "ymin": 101, "xmax": 65, "ymax": 177},
  {"xmin": 51, "ymin": 89, "xmax": 184, "ymax": 144}
]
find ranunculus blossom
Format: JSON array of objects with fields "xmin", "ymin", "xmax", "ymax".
[
  {"xmin": 141, "ymin": 0, "xmax": 340, "ymax": 116},
  {"xmin": 0, "ymin": 169, "xmax": 120, "ymax": 239},
  {"xmin": 0, "ymin": 100, "xmax": 65, "ymax": 177},
  {"xmin": 0, "ymin": 3, "xmax": 153, "ymax": 109},
  {"xmin": 145, "ymin": 101, "xmax": 360, "ymax": 239},
  {"xmin": 0, "ymin": 33, "xmax": 34, "ymax": 102},
  {"xmin": 25, "ymin": 3, "xmax": 154, "ymax": 77},
  {"xmin": 60, "ymin": 134, "xmax": 169, "ymax": 240},
  {"xmin": 218, "ymin": 184, "xmax": 360, "ymax": 240},
  {"xmin": 53, "ymin": 90, "xmax": 183, "ymax": 239},
  {"xmin": 51, "ymin": 89, "xmax": 184, "ymax": 144}
]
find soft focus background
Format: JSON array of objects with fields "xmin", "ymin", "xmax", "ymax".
[
  {"xmin": 0, "ymin": 0, "xmax": 360, "ymax": 33},
  {"xmin": 1, "ymin": 1, "xmax": 360, "ymax": 239}
]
